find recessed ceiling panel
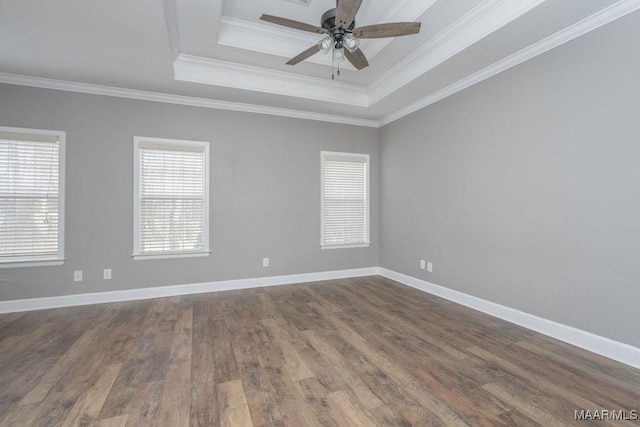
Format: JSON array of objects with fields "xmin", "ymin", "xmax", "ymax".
[{"xmin": 0, "ymin": 0, "xmax": 637, "ymax": 126}]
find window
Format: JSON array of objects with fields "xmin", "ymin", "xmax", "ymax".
[
  {"xmin": 0, "ymin": 127, "xmax": 65, "ymax": 267},
  {"xmin": 133, "ymin": 137, "xmax": 209, "ymax": 260},
  {"xmin": 321, "ymin": 151, "xmax": 370, "ymax": 249}
]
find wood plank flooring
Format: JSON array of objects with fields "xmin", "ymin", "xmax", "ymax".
[{"xmin": 1, "ymin": 276, "xmax": 639, "ymax": 426}]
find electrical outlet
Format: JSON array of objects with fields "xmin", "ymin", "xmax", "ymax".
[
  {"xmin": 427, "ymin": 262, "xmax": 433, "ymax": 273},
  {"xmin": 262, "ymin": 258, "xmax": 269, "ymax": 267},
  {"xmin": 419, "ymin": 259, "xmax": 426, "ymax": 270},
  {"xmin": 103, "ymin": 269, "xmax": 112, "ymax": 280},
  {"xmin": 74, "ymin": 270, "xmax": 83, "ymax": 282}
]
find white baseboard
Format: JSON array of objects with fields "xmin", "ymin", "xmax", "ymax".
[
  {"xmin": 0, "ymin": 267, "xmax": 380, "ymax": 314},
  {"xmin": 379, "ymin": 268, "xmax": 640, "ymax": 370},
  {"xmin": 2, "ymin": 265, "xmax": 638, "ymax": 370}
]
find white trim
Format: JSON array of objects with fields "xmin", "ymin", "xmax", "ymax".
[
  {"xmin": 133, "ymin": 136, "xmax": 210, "ymax": 258},
  {"xmin": 0, "ymin": 73, "xmax": 378, "ymax": 128},
  {"xmin": 368, "ymin": 0, "xmax": 548, "ymax": 105},
  {"xmin": 378, "ymin": 268, "xmax": 640, "ymax": 370},
  {"xmin": 0, "ymin": 0, "xmax": 640, "ymax": 128},
  {"xmin": 161, "ymin": 0, "xmax": 181, "ymax": 60},
  {"xmin": 320, "ymin": 151, "xmax": 370, "ymax": 248},
  {"xmin": 359, "ymin": 0, "xmax": 438, "ymax": 59},
  {"xmin": 0, "ymin": 126, "xmax": 66, "ymax": 266},
  {"xmin": 132, "ymin": 251, "xmax": 211, "ymax": 261},
  {"xmin": 378, "ymin": 0, "xmax": 640, "ymax": 126},
  {"xmin": 1, "ymin": 266, "xmax": 638, "ymax": 369},
  {"xmin": 184, "ymin": 0, "xmax": 532, "ymax": 109},
  {"xmin": 0, "ymin": 126, "xmax": 64, "ymax": 143},
  {"xmin": 1, "ymin": 0, "xmax": 638, "ymax": 127},
  {"xmin": 173, "ymin": 54, "xmax": 369, "ymax": 107},
  {"xmin": 321, "ymin": 243, "xmax": 371, "ymax": 250},
  {"xmin": 59, "ymin": 130, "xmax": 67, "ymax": 264},
  {"xmin": 0, "ymin": 260, "xmax": 64, "ymax": 269},
  {"xmin": 0, "ymin": 267, "xmax": 380, "ymax": 314}
]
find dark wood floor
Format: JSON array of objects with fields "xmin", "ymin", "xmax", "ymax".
[{"xmin": 1, "ymin": 276, "xmax": 639, "ymax": 426}]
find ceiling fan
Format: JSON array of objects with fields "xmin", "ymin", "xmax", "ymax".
[{"xmin": 260, "ymin": 0, "xmax": 421, "ymax": 74}]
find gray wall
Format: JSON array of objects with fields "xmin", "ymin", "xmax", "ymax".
[
  {"xmin": 380, "ymin": 12, "xmax": 640, "ymax": 347},
  {"xmin": 0, "ymin": 84, "xmax": 379, "ymax": 300},
  {"xmin": 2, "ymin": 12, "xmax": 639, "ymax": 348}
]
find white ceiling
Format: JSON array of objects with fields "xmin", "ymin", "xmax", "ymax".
[{"xmin": 1, "ymin": 0, "xmax": 639, "ymax": 127}]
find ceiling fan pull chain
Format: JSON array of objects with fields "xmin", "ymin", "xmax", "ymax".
[{"xmin": 332, "ymin": 54, "xmax": 335, "ymax": 80}]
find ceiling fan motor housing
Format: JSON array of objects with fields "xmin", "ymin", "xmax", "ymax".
[
  {"xmin": 321, "ymin": 8, "xmax": 355, "ymax": 32},
  {"xmin": 321, "ymin": 7, "xmax": 354, "ymax": 50}
]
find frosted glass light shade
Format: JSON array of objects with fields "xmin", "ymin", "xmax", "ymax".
[
  {"xmin": 318, "ymin": 36, "xmax": 333, "ymax": 54},
  {"xmin": 343, "ymin": 34, "xmax": 359, "ymax": 53}
]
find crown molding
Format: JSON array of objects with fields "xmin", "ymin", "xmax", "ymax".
[
  {"xmin": 180, "ymin": 1, "xmax": 527, "ymax": 109},
  {"xmin": 373, "ymin": 0, "xmax": 437, "ymax": 27},
  {"xmin": 368, "ymin": 0, "xmax": 549, "ymax": 105},
  {"xmin": 2, "ymin": 0, "xmax": 636, "ymax": 130},
  {"xmin": 176, "ymin": 0, "xmax": 550, "ymax": 108},
  {"xmin": 378, "ymin": 0, "xmax": 640, "ymax": 126},
  {"xmin": 173, "ymin": 53, "xmax": 369, "ymax": 106},
  {"xmin": 172, "ymin": 0, "xmax": 549, "ymax": 109},
  {"xmin": 0, "ymin": 72, "xmax": 378, "ymax": 128},
  {"xmin": 359, "ymin": 0, "xmax": 438, "ymax": 59},
  {"xmin": 161, "ymin": 0, "xmax": 181, "ymax": 60}
]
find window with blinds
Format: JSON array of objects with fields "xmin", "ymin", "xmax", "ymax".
[
  {"xmin": 321, "ymin": 151, "xmax": 370, "ymax": 248},
  {"xmin": 0, "ymin": 127, "xmax": 65, "ymax": 267},
  {"xmin": 133, "ymin": 137, "xmax": 209, "ymax": 259}
]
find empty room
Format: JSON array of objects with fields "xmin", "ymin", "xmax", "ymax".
[{"xmin": 1, "ymin": 0, "xmax": 639, "ymax": 425}]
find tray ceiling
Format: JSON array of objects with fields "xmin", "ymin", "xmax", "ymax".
[{"xmin": 0, "ymin": 0, "xmax": 639, "ymax": 127}]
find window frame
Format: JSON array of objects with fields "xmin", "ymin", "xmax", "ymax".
[
  {"xmin": 320, "ymin": 150, "xmax": 370, "ymax": 250},
  {"xmin": 133, "ymin": 136, "xmax": 210, "ymax": 260},
  {"xmin": 0, "ymin": 126, "xmax": 66, "ymax": 268}
]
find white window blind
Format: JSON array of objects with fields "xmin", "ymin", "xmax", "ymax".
[
  {"xmin": 0, "ymin": 127, "xmax": 65, "ymax": 266},
  {"xmin": 134, "ymin": 137, "xmax": 209, "ymax": 259},
  {"xmin": 321, "ymin": 151, "xmax": 370, "ymax": 248}
]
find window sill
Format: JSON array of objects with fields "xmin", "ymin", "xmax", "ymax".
[
  {"xmin": 321, "ymin": 243, "xmax": 371, "ymax": 250},
  {"xmin": 132, "ymin": 251, "xmax": 211, "ymax": 261},
  {"xmin": 0, "ymin": 259, "xmax": 65, "ymax": 269}
]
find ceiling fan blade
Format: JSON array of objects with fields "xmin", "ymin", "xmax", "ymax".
[
  {"xmin": 260, "ymin": 14, "xmax": 327, "ymax": 34},
  {"xmin": 353, "ymin": 22, "xmax": 421, "ymax": 39},
  {"xmin": 286, "ymin": 45, "xmax": 321, "ymax": 65},
  {"xmin": 345, "ymin": 48, "xmax": 369, "ymax": 70},
  {"xmin": 335, "ymin": 0, "xmax": 363, "ymax": 29}
]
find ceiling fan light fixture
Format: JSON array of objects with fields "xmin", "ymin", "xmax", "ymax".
[
  {"xmin": 343, "ymin": 33, "xmax": 359, "ymax": 53},
  {"xmin": 260, "ymin": 0, "xmax": 422, "ymax": 72},
  {"xmin": 318, "ymin": 36, "xmax": 333, "ymax": 54}
]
